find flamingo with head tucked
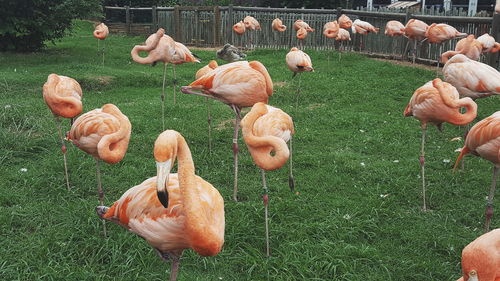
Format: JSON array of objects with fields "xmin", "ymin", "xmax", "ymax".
[
  {"xmin": 180, "ymin": 61, "xmax": 273, "ymax": 201},
  {"xmin": 404, "ymin": 19, "xmax": 429, "ymax": 63},
  {"xmin": 97, "ymin": 130, "xmax": 224, "ymax": 281},
  {"xmin": 352, "ymin": 19, "xmax": 379, "ymax": 51},
  {"xmin": 456, "ymin": 229, "xmax": 500, "ymax": 281},
  {"xmin": 441, "ymin": 34, "xmax": 483, "ymax": 63},
  {"xmin": 68, "ymin": 103, "xmax": 131, "ymax": 235},
  {"xmin": 454, "ymin": 112, "xmax": 500, "ymax": 232},
  {"xmin": 241, "ymin": 102, "xmax": 294, "ymax": 256},
  {"xmin": 404, "ymin": 78, "xmax": 477, "ymax": 211},
  {"xmin": 385, "ymin": 20, "xmax": 405, "ymax": 37},
  {"xmin": 42, "ymin": 74, "xmax": 83, "ymax": 191},
  {"xmin": 272, "ymin": 18, "xmax": 287, "ymax": 47},
  {"xmin": 131, "ymin": 28, "xmax": 198, "ymax": 130},
  {"xmin": 477, "ymin": 33, "xmax": 500, "ymax": 54},
  {"xmin": 338, "ymin": 14, "xmax": 353, "ymax": 30},
  {"xmin": 286, "ymin": 47, "xmax": 313, "ymax": 105},
  {"xmin": 424, "ymin": 23, "xmax": 466, "ymax": 69},
  {"xmin": 336, "ymin": 28, "xmax": 351, "ymax": 54},
  {"xmin": 93, "ymin": 23, "xmax": 109, "ymax": 65}
]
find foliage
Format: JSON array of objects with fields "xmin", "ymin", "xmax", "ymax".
[
  {"xmin": 0, "ymin": 0, "xmax": 103, "ymax": 52},
  {"xmin": 1, "ymin": 20, "xmax": 498, "ymax": 280}
]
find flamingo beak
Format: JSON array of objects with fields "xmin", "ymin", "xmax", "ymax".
[{"xmin": 156, "ymin": 160, "xmax": 172, "ymax": 208}]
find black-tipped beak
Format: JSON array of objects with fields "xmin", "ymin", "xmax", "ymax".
[{"xmin": 156, "ymin": 160, "xmax": 172, "ymax": 208}]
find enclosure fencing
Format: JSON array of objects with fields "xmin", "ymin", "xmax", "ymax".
[{"xmin": 104, "ymin": 5, "xmax": 500, "ymax": 67}]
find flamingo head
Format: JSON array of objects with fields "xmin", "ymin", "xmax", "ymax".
[{"xmin": 154, "ymin": 130, "xmax": 179, "ymax": 208}]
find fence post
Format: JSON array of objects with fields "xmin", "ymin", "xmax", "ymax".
[
  {"xmin": 125, "ymin": 6, "xmax": 130, "ymax": 35},
  {"xmin": 402, "ymin": 8, "xmax": 411, "ymax": 59},
  {"xmin": 488, "ymin": 13, "xmax": 500, "ymax": 67},
  {"xmin": 152, "ymin": 6, "xmax": 157, "ymax": 32},
  {"xmin": 194, "ymin": 8, "xmax": 199, "ymax": 46},
  {"xmin": 228, "ymin": 4, "xmax": 234, "ymax": 45},
  {"xmin": 174, "ymin": 5, "xmax": 181, "ymax": 42},
  {"xmin": 214, "ymin": 6, "xmax": 221, "ymax": 47},
  {"xmin": 336, "ymin": 6, "xmax": 342, "ymax": 18}
]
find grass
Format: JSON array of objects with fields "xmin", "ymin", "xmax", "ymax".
[{"xmin": 0, "ymin": 20, "xmax": 498, "ymax": 280}]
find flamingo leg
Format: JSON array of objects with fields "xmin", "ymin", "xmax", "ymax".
[
  {"xmin": 436, "ymin": 44, "xmax": 442, "ymax": 74},
  {"xmin": 206, "ymin": 97, "xmax": 212, "ymax": 153},
  {"xmin": 295, "ymin": 73, "xmax": 302, "ymax": 108},
  {"xmin": 420, "ymin": 123, "xmax": 427, "ymax": 211},
  {"xmin": 95, "ymin": 158, "xmax": 107, "ymax": 236},
  {"xmin": 289, "ymin": 136, "xmax": 295, "ymax": 192},
  {"xmin": 161, "ymin": 63, "xmax": 168, "ymax": 131},
  {"xmin": 339, "ymin": 42, "xmax": 342, "ymax": 62},
  {"xmin": 413, "ymin": 39, "xmax": 417, "ymax": 64},
  {"xmin": 102, "ymin": 39, "xmax": 105, "ymax": 66},
  {"xmin": 172, "ymin": 64, "xmax": 177, "ymax": 105},
  {"xmin": 485, "ymin": 166, "xmax": 499, "ymax": 232},
  {"xmin": 231, "ymin": 105, "xmax": 241, "ymax": 202},
  {"xmin": 402, "ymin": 40, "xmax": 410, "ymax": 61},
  {"xmin": 261, "ymin": 168, "xmax": 270, "ymax": 257},
  {"xmin": 156, "ymin": 250, "xmax": 182, "ymax": 281},
  {"xmin": 54, "ymin": 116, "xmax": 70, "ymax": 191}
]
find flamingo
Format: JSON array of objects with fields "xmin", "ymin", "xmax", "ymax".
[
  {"xmin": 404, "ymin": 78, "xmax": 477, "ymax": 211},
  {"xmin": 338, "ymin": 14, "xmax": 353, "ymax": 30},
  {"xmin": 404, "ymin": 19, "xmax": 429, "ymax": 63},
  {"xmin": 294, "ymin": 20, "xmax": 314, "ymax": 48},
  {"xmin": 42, "ymin": 74, "xmax": 83, "ymax": 191},
  {"xmin": 131, "ymin": 28, "xmax": 198, "ymax": 130},
  {"xmin": 96, "ymin": 130, "xmax": 224, "ymax": 281},
  {"xmin": 232, "ymin": 21, "xmax": 246, "ymax": 35},
  {"xmin": 243, "ymin": 16, "xmax": 260, "ymax": 49},
  {"xmin": 180, "ymin": 61, "xmax": 273, "ymax": 201},
  {"xmin": 443, "ymin": 54, "xmax": 500, "ymax": 100},
  {"xmin": 323, "ymin": 21, "xmax": 340, "ymax": 63},
  {"xmin": 352, "ymin": 19, "xmax": 379, "ymax": 51},
  {"xmin": 336, "ymin": 28, "xmax": 352, "ymax": 55},
  {"xmin": 385, "ymin": 20, "xmax": 405, "ymax": 36},
  {"xmin": 240, "ymin": 102, "xmax": 294, "ymax": 256},
  {"xmin": 93, "ymin": 23, "xmax": 109, "ymax": 65},
  {"xmin": 454, "ymin": 112, "xmax": 500, "ymax": 232},
  {"xmin": 441, "ymin": 34, "xmax": 483, "ymax": 63},
  {"xmin": 68, "ymin": 103, "xmax": 131, "ymax": 235},
  {"xmin": 170, "ymin": 40, "xmax": 200, "ymax": 104},
  {"xmin": 286, "ymin": 47, "xmax": 313, "ymax": 105},
  {"xmin": 271, "ymin": 18, "xmax": 286, "ymax": 48},
  {"xmin": 456, "ymin": 229, "xmax": 500, "ymax": 281},
  {"xmin": 424, "ymin": 23, "xmax": 466, "ymax": 69},
  {"xmin": 195, "ymin": 60, "xmax": 219, "ymax": 152},
  {"xmin": 296, "ymin": 27, "xmax": 308, "ymax": 47},
  {"xmin": 477, "ymin": 33, "xmax": 500, "ymax": 53}
]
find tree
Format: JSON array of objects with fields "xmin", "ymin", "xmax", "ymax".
[{"xmin": 0, "ymin": 0, "xmax": 103, "ymax": 52}]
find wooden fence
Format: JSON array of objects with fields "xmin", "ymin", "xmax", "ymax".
[{"xmin": 104, "ymin": 5, "xmax": 500, "ymax": 67}]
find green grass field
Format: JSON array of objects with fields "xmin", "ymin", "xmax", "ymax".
[{"xmin": 0, "ymin": 20, "xmax": 498, "ymax": 280}]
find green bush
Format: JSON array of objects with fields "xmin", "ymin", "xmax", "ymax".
[{"xmin": 0, "ymin": 0, "xmax": 103, "ymax": 52}]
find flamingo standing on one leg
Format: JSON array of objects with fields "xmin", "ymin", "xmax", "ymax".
[
  {"xmin": 385, "ymin": 20, "xmax": 405, "ymax": 57},
  {"xmin": 294, "ymin": 20, "xmax": 314, "ymax": 48},
  {"xmin": 243, "ymin": 16, "xmax": 261, "ymax": 49},
  {"xmin": 131, "ymin": 28, "xmax": 198, "ymax": 130},
  {"xmin": 195, "ymin": 60, "xmax": 219, "ymax": 152},
  {"xmin": 404, "ymin": 78, "xmax": 477, "ymax": 211},
  {"xmin": 338, "ymin": 14, "xmax": 353, "ymax": 30},
  {"xmin": 454, "ymin": 112, "xmax": 500, "ymax": 232},
  {"xmin": 404, "ymin": 19, "xmax": 429, "ymax": 63},
  {"xmin": 272, "ymin": 18, "xmax": 287, "ymax": 49},
  {"xmin": 241, "ymin": 102, "xmax": 294, "ymax": 256},
  {"xmin": 180, "ymin": 61, "xmax": 273, "ymax": 202},
  {"xmin": 456, "ymin": 229, "xmax": 500, "ymax": 281},
  {"xmin": 441, "ymin": 34, "xmax": 483, "ymax": 63},
  {"xmin": 93, "ymin": 23, "xmax": 109, "ymax": 65},
  {"xmin": 286, "ymin": 47, "xmax": 314, "ymax": 106},
  {"xmin": 335, "ymin": 28, "xmax": 351, "ymax": 57},
  {"xmin": 232, "ymin": 21, "xmax": 246, "ymax": 48},
  {"xmin": 323, "ymin": 21, "xmax": 340, "ymax": 64},
  {"xmin": 424, "ymin": 23, "xmax": 466, "ymax": 70},
  {"xmin": 97, "ymin": 130, "xmax": 224, "ymax": 281},
  {"xmin": 351, "ymin": 19, "xmax": 379, "ymax": 51},
  {"xmin": 477, "ymin": 33, "xmax": 500, "ymax": 54},
  {"xmin": 67, "ymin": 104, "xmax": 131, "ymax": 236},
  {"xmin": 42, "ymin": 74, "xmax": 83, "ymax": 191}
]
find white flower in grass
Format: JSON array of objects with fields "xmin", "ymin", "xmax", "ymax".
[
  {"xmin": 393, "ymin": 160, "xmax": 399, "ymax": 163},
  {"xmin": 4, "ymin": 104, "xmax": 11, "ymax": 109},
  {"xmin": 380, "ymin": 194, "xmax": 390, "ymax": 198},
  {"xmin": 360, "ymin": 162, "xmax": 365, "ymax": 167},
  {"xmin": 443, "ymin": 159, "xmax": 451, "ymax": 163},
  {"xmin": 20, "ymin": 168, "xmax": 27, "ymax": 172},
  {"xmin": 359, "ymin": 129, "xmax": 365, "ymax": 133},
  {"xmin": 343, "ymin": 214, "xmax": 352, "ymax": 220}
]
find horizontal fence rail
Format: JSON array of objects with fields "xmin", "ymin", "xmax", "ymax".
[{"xmin": 104, "ymin": 5, "xmax": 500, "ymax": 68}]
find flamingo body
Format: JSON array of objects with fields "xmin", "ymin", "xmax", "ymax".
[
  {"xmin": 425, "ymin": 23, "xmax": 466, "ymax": 44},
  {"xmin": 336, "ymin": 28, "xmax": 351, "ymax": 41},
  {"xmin": 68, "ymin": 104, "xmax": 131, "ymax": 164},
  {"xmin": 195, "ymin": 60, "xmax": 218, "ymax": 80},
  {"xmin": 456, "ymin": 229, "xmax": 500, "ymax": 281},
  {"xmin": 286, "ymin": 47, "xmax": 313, "ymax": 74},
  {"xmin": 404, "ymin": 19, "xmax": 429, "ymax": 40},
  {"xmin": 130, "ymin": 29, "xmax": 175, "ymax": 65},
  {"xmin": 441, "ymin": 35, "xmax": 483, "ymax": 63},
  {"xmin": 477, "ymin": 33, "xmax": 500, "ymax": 53},
  {"xmin": 233, "ymin": 21, "xmax": 246, "ymax": 35},
  {"xmin": 443, "ymin": 54, "xmax": 500, "ymax": 100},
  {"xmin": 93, "ymin": 23, "xmax": 109, "ymax": 40},
  {"xmin": 338, "ymin": 14, "xmax": 353, "ymax": 29},
  {"xmin": 241, "ymin": 103, "xmax": 294, "ymax": 171},
  {"xmin": 244, "ymin": 16, "xmax": 261, "ymax": 30},
  {"xmin": 352, "ymin": 19, "xmax": 379, "ymax": 35},
  {"xmin": 404, "ymin": 79, "xmax": 477, "ymax": 127},
  {"xmin": 272, "ymin": 18, "xmax": 286, "ymax": 32},
  {"xmin": 296, "ymin": 27, "xmax": 308, "ymax": 40},
  {"xmin": 323, "ymin": 21, "xmax": 340, "ymax": 38},
  {"xmin": 385, "ymin": 20, "xmax": 405, "ymax": 36},
  {"xmin": 42, "ymin": 74, "xmax": 83, "ymax": 119},
  {"xmin": 293, "ymin": 20, "xmax": 314, "ymax": 32}
]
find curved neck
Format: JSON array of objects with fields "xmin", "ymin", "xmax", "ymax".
[
  {"xmin": 97, "ymin": 104, "xmax": 131, "ymax": 163},
  {"xmin": 434, "ymin": 79, "xmax": 477, "ymax": 125},
  {"xmin": 241, "ymin": 103, "xmax": 290, "ymax": 171},
  {"xmin": 43, "ymin": 74, "xmax": 82, "ymax": 118},
  {"xmin": 130, "ymin": 29, "xmax": 164, "ymax": 64}
]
